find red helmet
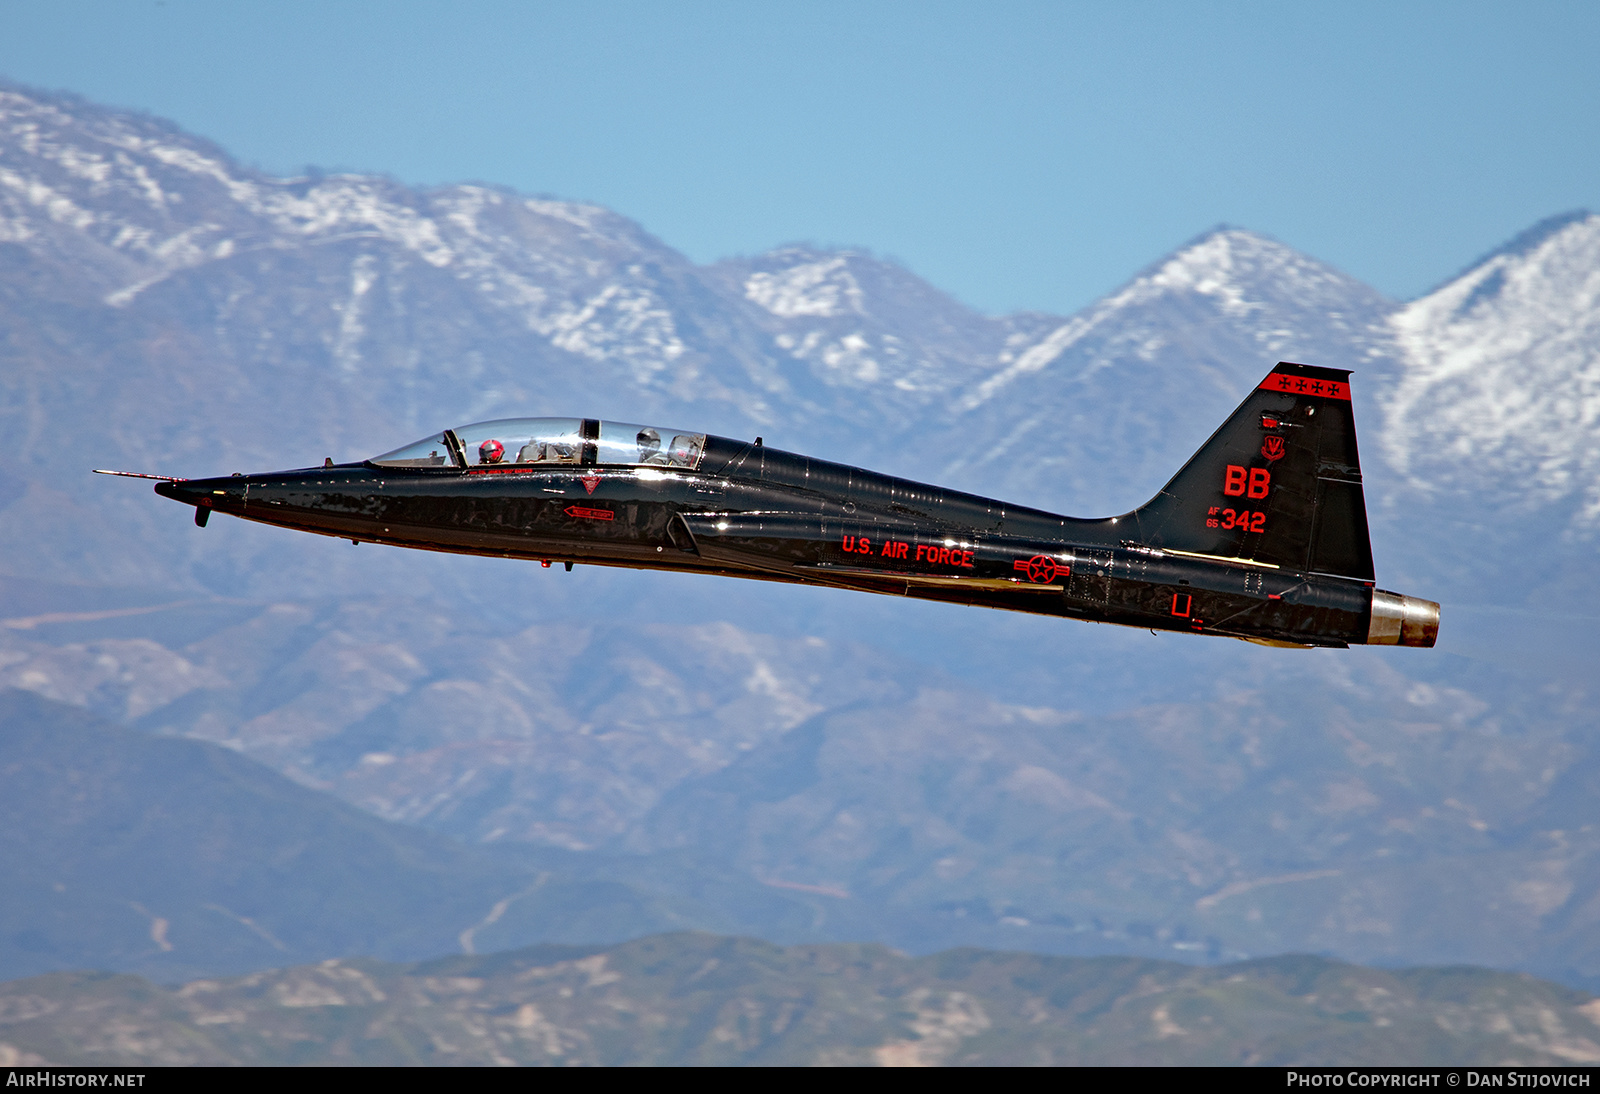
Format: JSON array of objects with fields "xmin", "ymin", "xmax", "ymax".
[{"xmin": 479, "ymin": 439, "xmax": 504, "ymax": 464}]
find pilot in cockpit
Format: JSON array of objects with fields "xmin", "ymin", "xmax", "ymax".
[
  {"xmin": 518, "ymin": 439, "xmax": 578, "ymax": 464},
  {"xmin": 669, "ymin": 434, "xmax": 702, "ymax": 467},
  {"xmin": 479, "ymin": 439, "xmax": 505, "ymax": 465},
  {"xmin": 637, "ymin": 427, "xmax": 670, "ymax": 465}
]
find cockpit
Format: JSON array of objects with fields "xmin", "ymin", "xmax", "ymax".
[{"xmin": 371, "ymin": 418, "xmax": 708, "ymax": 471}]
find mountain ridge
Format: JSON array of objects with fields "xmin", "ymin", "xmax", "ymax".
[{"xmin": 3, "ymin": 932, "xmax": 1597, "ymax": 1066}]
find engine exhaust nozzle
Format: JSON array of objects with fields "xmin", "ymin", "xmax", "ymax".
[{"xmin": 1367, "ymin": 590, "xmax": 1440, "ymax": 648}]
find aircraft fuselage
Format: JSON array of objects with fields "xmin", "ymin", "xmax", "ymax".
[{"xmin": 156, "ymin": 425, "xmax": 1422, "ymax": 649}]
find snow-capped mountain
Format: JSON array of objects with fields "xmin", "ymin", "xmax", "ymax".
[
  {"xmin": 1386, "ymin": 211, "xmax": 1600, "ymax": 521},
  {"xmin": 921, "ymin": 228, "xmax": 1396, "ymax": 516}
]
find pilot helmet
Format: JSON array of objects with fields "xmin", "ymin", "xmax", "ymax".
[
  {"xmin": 479, "ymin": 439, "xmax": 505, "ymax": 464},
  {"xmin": 636, "ymin": 428, "xmax": 661, "ymax": 457}
]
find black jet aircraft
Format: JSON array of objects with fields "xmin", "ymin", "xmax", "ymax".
[{"xmin": 109, "ymin": 362, "xmax": 1438, "ymax": 649}]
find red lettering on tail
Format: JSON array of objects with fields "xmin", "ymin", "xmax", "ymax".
[{"xmin": 1224, "ymin": 465, "xmax": 1247, "ymax": 496}]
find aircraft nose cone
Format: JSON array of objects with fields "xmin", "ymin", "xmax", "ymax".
[
  {"xmin": 154, "ymin": 479, "xmax": 196, "ymax": 503},
  {"xmin": 155, "ymin": 476, "xmax": 246, "ymax": 508}
]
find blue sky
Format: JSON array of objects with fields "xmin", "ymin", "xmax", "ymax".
[{"xmin": 1, "ymin": 0, "xmax": 1595, "ymax": 315}]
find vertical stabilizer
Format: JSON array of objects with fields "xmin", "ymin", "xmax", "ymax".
[{"xmin": 1131, "ymin": 362, "xmax": 1375, "ymax": 581}]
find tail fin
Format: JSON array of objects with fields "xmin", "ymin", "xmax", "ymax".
[{"xmin": 1130, "ymin": 362, "xmax": 1375, "ymax": 581}]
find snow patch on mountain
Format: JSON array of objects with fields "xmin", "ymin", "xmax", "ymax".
[
  {"xmin": 1385, "ymin": 212, "xmax": 1600, "ymax": 524},
  {"xmin": 1127, "ymin": 230, "xmax": 1266, "ymax": 318},
  {"xmin": 521, "ymin": 197, "xmax": 613, "ymax": 234},
  {"xmin": 955, "ymin": 229, "xmax": 1385, "ymax": 415},
  {"xmin": 1104, "ymin": 228, "xmax": 1365, "ymax": 319},
  {"xmin": 1, "ymin": 83, "xmax": 716, "ymax": 390},
  {"xmin": 745, "ymin": 253, "xmax": 866, "ymax": 318},
  {"xmin": 959, "ymin": 317, "xmax": 1094, "ymax": 411},
  {"xmin": 543, "ymin": 282, "xmax": 688, "ymax": 377}
]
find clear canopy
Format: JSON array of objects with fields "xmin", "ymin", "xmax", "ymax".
[{"xmin": 371, "ymin": 418, "xmax": 707, "ymax": 470}]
